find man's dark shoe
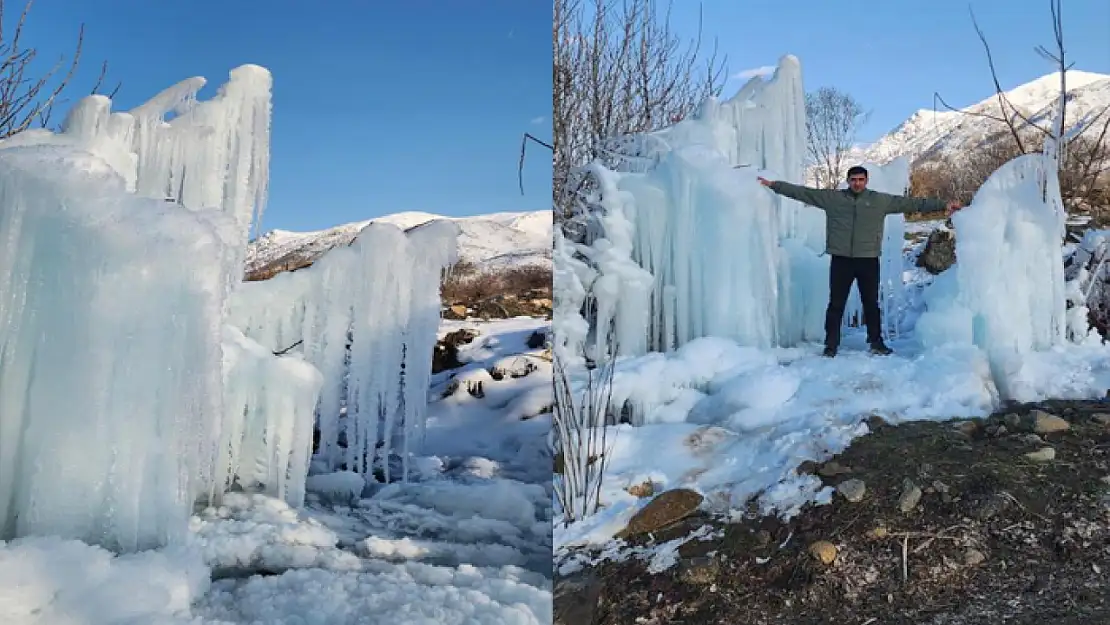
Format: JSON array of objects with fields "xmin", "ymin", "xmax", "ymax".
[
  {"xmin": 869, "ymin": 341, "xmax": 893, "ymax": 356},
  {"xmin": 822, "ymin": 346, "xmax": 837, "ymax": 358}
]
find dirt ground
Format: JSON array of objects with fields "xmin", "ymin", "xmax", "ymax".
[{"xmin": 556, "ymin": 399, "xmax": 1110, "ymax": 625}]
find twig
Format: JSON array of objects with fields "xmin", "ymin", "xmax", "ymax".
[
  {"xmin": 272, "ymin": 339, "xmax": 303, "ymax": 356},
  {"xmin": 518, "ymin": 132, "xmax": 553, "ymax": 195},
  {"xmin": 901, "ymin": 535, "xmax": 909, "ymax": 583}
]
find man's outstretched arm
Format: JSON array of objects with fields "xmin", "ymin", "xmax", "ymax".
[
  {"xmin": 756, "ymin": 176, "xmax": 839, "ymax": 211},
  {"xmin": 883, "ymin": 193, "xmax": 962, "ymax": 217}
]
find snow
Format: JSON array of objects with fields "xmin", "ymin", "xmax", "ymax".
[{"xmin": 555, "ymin": 54, "xmax": 1110, "ymax": 574}]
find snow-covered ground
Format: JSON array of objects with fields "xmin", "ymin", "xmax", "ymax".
[
  {"xmin": 554, "ymin": 222, "xmax": 1110, "ymax": 574},
  {"xmin": 0, "ymin": 317, "xmax": 554, "ymax": 624}
]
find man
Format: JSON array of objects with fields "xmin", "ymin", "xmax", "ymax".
[{"xmin": 758, "ymin": 165, "xmax": 961, "ymax": 357}]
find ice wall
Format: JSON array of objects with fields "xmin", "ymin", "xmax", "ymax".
[
  {"xmin": 562, "ymin": 55, "xmax": 827, "ymax": 355},
  {"xmin": 229, "ymin": 220, "xmax": 458, "ymax": 483},
  {"xmin": 0, "ymin": 67, "xmax": 275, "ymax": 552},
  {"xmin": 916, "ymin": 153, "xmax": 1067, "ymax": 398}
]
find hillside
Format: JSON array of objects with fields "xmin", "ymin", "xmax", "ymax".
[
  {"xmin": 246, "ymin": 209, "xmax": 553, "ymax": 281},
  {"xmin": 850, "ymin": 69, "xmax": 1110, "ymax": 167}
]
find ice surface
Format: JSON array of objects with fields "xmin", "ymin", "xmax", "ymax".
[
  {"xmin": 917, "ymin": 154, "xmax": 1069, "ymax": 399},
  {"xmin": 230, "ymin": 219, "xmax": 459, "ymax": 483}
]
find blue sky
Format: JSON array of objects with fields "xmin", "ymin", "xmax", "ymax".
[
  {"xmin": 671, "ymin": 0, "xmax": 1110, "ymax": 144},
  {"xmin": 23, "ymin": 1, "xmax": 551, "ymax": 232}
]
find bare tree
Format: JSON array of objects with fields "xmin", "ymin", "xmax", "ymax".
[
  {"xmin": 805, "ymin": 87, "xmax": 871, "ymax": 189},
  {"xmin": 0, "ymin": 0, "xmax": 118, "ymax": 140},
  {"xmin": 930, "ymin": 0, "xmax": 1109, "ymax": 210},
  {"xmin": 553, "ymin": 0, "xmax": 727, "ymax": 219}
]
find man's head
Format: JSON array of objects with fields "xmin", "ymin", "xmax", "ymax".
[{"xmin": 846, "ymin": 166, "xmax": 868, "ymax": 194}]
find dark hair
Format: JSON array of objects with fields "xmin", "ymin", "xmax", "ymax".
[{"xmin": 847, "ymin": 166, "xmax": 868, "ymax": 178}]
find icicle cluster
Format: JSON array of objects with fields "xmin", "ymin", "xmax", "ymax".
[{"xmin": 229, "ymin": 220, "xmax": 458, "ymax": 484}]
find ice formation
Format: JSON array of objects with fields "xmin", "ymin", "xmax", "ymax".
[
  {"xmin": 561, "ymin": 55, "xmax": 830, "ymax": 356},
  {"xmin": 917, "ymin": 153, "xmax": 1068, "ymax": 398},
  {"xmin": 229, "ymin": 220, "xmax": 458, "ymax": 484},
  {"xmin": 0, "ymin": 66, "xmax": 337, "ymax": 552}
]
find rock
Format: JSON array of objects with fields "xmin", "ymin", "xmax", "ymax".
[
  {"xmin": 1020, "ymin": 433, "xmax": 1044, "ymax": 445},
  {"xmin": 619, "ymin": 488, "xmax": 704, "ymax": 538},
  {"xmin": 964, "ymin": 549, "xmax": 986, "ymax": 566},
  {"xmin": 554, "ymin": 572, "xmax": 604, "ymax": 625},
  {"xmin": 932, "ymin": 480, "xmax": 950, "ymax": 494},
  {"xmin": 449, "ymin": 304, "xmax": 468, "ymax": 318},
  {"xmin": 954, "ymin": 420, "xmax": 980, "ymax": 437},
  {"xmin": 797, "ymin": 460, "xmax": 819, "ymax": 475},
  {"xmin": 866, "ymin": 415, "xmax": 888, "ymax": 430},
  {"xmin": 626, "ymin": 481, "xmax": 655, "ymax": 498},
  {"xmin": 808, "ymin": 540, "xmax": 838, "ymax": 565},
  {"xmin": 525, "ymin": 330, "xmax": 547, "ymax": 349},
  {"xmin": 818, "ymin": 461, "xmax": 852, "ymax": 478},
  {"xmin": 679, "ymin": 556, "xmax": 719, "ymax": 585},
  {"xmin": 899, "ymin": 479, "xmax": 923, "ymax": 513},
  {"xmin": 1025, "ymin": 447, "xmax": 1056, "ymax": 463},
  {"xmin": 1093, "ymin": 413, "xmax": 1110, "ymax": 426},
  {"xmin": 986, "ymin": 424, "xmax": 1008, "ymax": 437},
  {"xmin": 916, "ymin": 228, "xmax": 956, "ymax": 275},
  {"xmin": 1032, "ymin": 410, "xmax": 1070, "ymax": 434},
  {"xmin": 837, "ymin": 478, "xmax": 867, "ymax": 503},
  {"xmin": 868, "ymin": 526, "xmax": 890, "ymax": 539},
  {"xmin": 432, "ymin": 328, "xmax": 479, "ymax": 374},
  {"xmin": 1004, "ymin": 413, "xmax": 1022, "ymax": 430}
]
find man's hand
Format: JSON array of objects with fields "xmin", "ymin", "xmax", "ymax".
[
  {"xmin": 944, "ymin": 201, "xmax": 962, "ymax": 218},
  {"xmin": 757, "ymin": 176, "xmax": 773, "ymax": 187}
]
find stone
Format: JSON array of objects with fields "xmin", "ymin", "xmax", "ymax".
[
  {"xmin": 808, "ymin": 540, "xmax": 838, "ymax": 565},
  {"xmin": 866, "ymin": 414, "xmax": 888, "ymax": 430},
  {"xmin": 1025, "ymin": 447, "xmax": 1056, "ymax": 463},
  {"xmin": 554, "ymin": 572, "xmax": 604, "ymax": 625},
  {"xmin": 797, "ymin": 460, "xmax": 819, "ymax": 475},
  {"xmin": 916, "ymin": 228, "xmax": 956, "ymax": 275},
  {"xmin": 1004, "ymin": 413, "xmax": 1022, "ymax": 430},
  {"xmin": 954, "ymin": 420, "xmax": 980, "ymax": 437},
  {"xmin": 818, "ymin": 461, "xmax": 852, "ymax": 478},
  {"xmin": 626, "ymin": 481, "xmax": 655, "ymax": 498},
  {"xmin": 964, "ymin": 549, "xmax": 986, "ymax": 566},
  {"xmin": 449, "ymin": 304, "xmax": 468, "ymax": 317},
  {"xmin": 837, "ymin": 478, "xmax": 867, "ymax": 503},
  {"xmin": 679, "ymin": 556, "xmax": 719, "ymax": 585},
  {"xmin": 1032, "ymin": 410, "xmax": 1070, "ymax": 434},
  {"xmin": 1092, "ymin": 413, "xmax": 1110, "ymax": 426},
  {"xmin": 619, "ymin": 488, "xmax": 704, "ymax": 538},
  {"xmin": 868, "ymin": 526, "xmax": 890, "ymax": 539},
  {"xmin": 899, "ymin": 479, "xmax": 923, "ymax": 513}
]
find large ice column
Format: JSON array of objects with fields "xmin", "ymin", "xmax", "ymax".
[
  {"xmin": 0, "ymin": 67, "xmax": 273, "ymax": 552},
  {"xmin": 839, "ymin": 157, "xmax": 911, "ymax": 340},
  {"xmin": 916, "ymin": 153, "xmax": 1067, "ymax": 398},
  {"xmin": 568, "ymin": 54, "xmax": 819, "ymax": 355},
  {"xmin": 229, "ymin": 220, "xmax": 458, "ymax": 483},
  {"xmin": 219, "ymin": 326, "xmax": 323, "ymax": 508},
  {"xmin": 0, "ymin": 146, "xmax": 233, "ymax": 552}
]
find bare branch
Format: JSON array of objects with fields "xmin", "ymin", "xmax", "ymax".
[{"xmin": 518, "ymin": 132, "xmax": 553, "ymax": 195}]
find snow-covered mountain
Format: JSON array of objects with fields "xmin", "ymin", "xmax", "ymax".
[
  {"xmin": 851, "ymin": 69, "xmax": 1110, "ymax": 167},
  {"xmin": 246, "ymin": 210, "xmax": 552, "ymax": 280}
]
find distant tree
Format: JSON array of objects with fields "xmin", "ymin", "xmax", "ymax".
[
  {"xmin": 552, "ymin": 0, "xmax": 727, "ymax": 219},
  {"xmin": 804, "ymin": 87, "xmax": 871, "ymax": 189},
  {"xmin": 0, "ymin": 0, "xmax": 118, "ymax": 140}
]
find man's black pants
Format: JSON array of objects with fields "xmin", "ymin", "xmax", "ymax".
[{"xmin": 825, "ymin": 255, "xmax": 882, "ymax": 348}]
